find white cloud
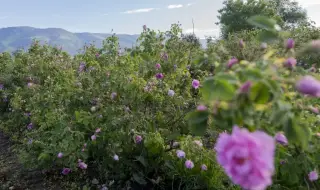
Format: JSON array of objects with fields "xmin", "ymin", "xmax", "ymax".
[
  {"xmin": 186, "ymin": 3, "xmax": 194, "ymax": 7},
  {"xmin": 168, "ymin": 4, "xmax": 183, "ymax": 9},
  {"xmin": 122, "ymin": 8, "xmax": 156, "ymax": 14}
]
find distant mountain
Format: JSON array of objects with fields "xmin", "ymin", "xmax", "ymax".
[
  {"xmin": 0, "ymin": 26, "xmax": 140, "ymax": 55},
  {"xmin": 0, "ymin": 26, "xmax": 208, "ymax": 55}
]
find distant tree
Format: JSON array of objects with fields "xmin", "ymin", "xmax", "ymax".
[
  {"xmin": 271, "ymin": 0, "xmax": 308, "ymax": 28},
  {"xmin": 217, "ymin": 0, "xmax": 309, "ymax": 39},
  {"xmin": 181, "ymin": 33, "xmax": 201, "ymax": 49}
]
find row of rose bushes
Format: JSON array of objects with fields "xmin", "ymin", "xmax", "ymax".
[
  {"xmin": 0, "ymin": 22, "xmax": 320, "ymax": 189},
  {"xmin": 0, "ymin": 29, "xmax": 235, "ymax": 189}
]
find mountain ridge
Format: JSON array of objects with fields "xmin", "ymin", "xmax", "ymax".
[
  {"xmin": 0, "ymin": 26, "xmax": 207, "ymax": 54},
  {"xmin": 0, "ymin": 26, "xmax": 140, "ymax": 54}
]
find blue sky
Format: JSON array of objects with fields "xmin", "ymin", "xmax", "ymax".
[{"xmin": 0, "ymin": 0, "xmax": 319, "ymax": 38}]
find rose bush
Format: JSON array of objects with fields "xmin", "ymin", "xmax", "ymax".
[{"xmin": 0, "ymin": 16, "xmax": 320, "ymax": 189}]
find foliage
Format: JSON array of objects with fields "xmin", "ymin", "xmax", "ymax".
[
  {"xmin": 217, "ymin": 0, "xmax": 308, "ymax": 39},
  {"xmin": 0, "ymin": 16, "xmax": 320, "ymax": 190}
]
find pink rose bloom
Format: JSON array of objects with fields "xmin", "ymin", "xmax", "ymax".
[
  {"xmin": 227, "ymin": 58, "xmax": 238, "ymax": 69},
  {"xmin": 296, "ymin": 76, "xmax": 320, "ymax": 97},
  {"xmin": 185, "ymin": 160, "xmax": 194, "ymax": 169},
  {"xmin": 155, "ymin": 63, "xmax": 161, "ymax": 69},
  {"xmin": 193, "ymin": 140, "xmax": 203, "ymax": 147},
  {"xmin": 78, "ymin": 161, "xmax": 87, "ymax": 169},
  {"xmin": 309, "ymin": 171, "xmax": 318, "ymax": 181},
  {"xmin": 155, "ymin": 73, "xmax": 164, "ymax": 80},
  {"xmin": 111, "ymin": 92, "xmax": 117, "ymax": 100},
  {"xmin": 61, "ymin": 168, "xmax": 71, "ymax": 175},
  {"xmin": 91, "ymin": 135, "xmax": 97, "ymax": 141},
  {"xmin": 284, "ymin": 57, "xmax": 297, "ymax": 68},
  {"xmin": 176, "ymin": 150, "xmax": 185, "ymax": 158},
  {"xmin": 27, "ymin": 123, "xmax": 33, "ymax": 130},
  {"xmin": 168, "ymin": 89, "xmax": 175, "ymax": 97},
  {"xmin": 201, "ymin": 164, "xmax": 208, "ymax": 171},
  {"xmin": 239, "ymin": 81, "xmax": 252, "ymax": 94},
  {"xmin": 113, "ymin": 154, "xmax": 119, "ymax": 161},
  {"xmin": 57, "ymin": 152, "xmax": 63, "ymax": 158},
  {"xmin": 192, "ymin": 79, "xmax": 200, "ymax": 89},
  {"xmin": 160, "ymin": 52, "xmax": 168, "ymax": 61},
  {"xmin": 197, "ymin": 105, "xmax": 207, "ymax": 111},
  {"xmin": 309, "ymin": 106, "xmax": 319, "ymax": 114},
  {"xmin": 275, "ymin": 132, "xmax": 288, "ymax": 146},
  {"xmin": 215, "ymin": 126, "xmax": 275, "ymax": 190},
  {"xmin": 135, "ymin": 135, "xmax": 143, "ymax": 144},
  {"xmin": 286, "ymin": 38, "xmax": 295, "ymax": 49},
  {"xmin": 27, "ymin": 82, "xmax": 34, "ymax": 88}
]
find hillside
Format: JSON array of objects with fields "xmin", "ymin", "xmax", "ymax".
[
  {"xmin": 0, "ymin": 27, "xmax": 140, "ymax": 55},
  {"xmin": 0, "ymin": 27, "xmax": 207, "ymax": 55}
]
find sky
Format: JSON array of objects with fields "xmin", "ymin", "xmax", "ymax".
[{"xmin": 0, "ymin": 0, "xmax": 320, "ymax": 38}]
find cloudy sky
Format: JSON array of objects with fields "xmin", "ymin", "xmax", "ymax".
[{"xmin": 0, "ymin": 0, "xmax": 319, "ymax": 38}]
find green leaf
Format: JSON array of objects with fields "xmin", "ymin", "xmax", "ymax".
[
  {"xmin": 265, "ymin": 79, "xmax": 282, "ymax": 94},
  {"xmin": 201, "ymin": 77, "xmax": 236, "ymax": 102},
  {"xmin": 249, "ymin": 82, "xmax": 270, "ymax": 104},
  {"xmin": 283, "ymin": 114, "xmax": 309, "ymax": 149},
  {"xmin": 214, "ymin": 73, "xmax": 238, "ymax": 84},
  {"xmin": 132, "ymin": 173, "xmax": 147, "ymax": 185},
  {"xmin": 75, "ymin": 111, "xmax": 81, "ymax": 122},
  {"xmin": 135, "ymin": 156, "xmax": 148, "ymax": 167},
  {"xmin": 38, "ymin": 153, "xmax": 49, "ymax": 161},
  {"xmin": 270, "ymin": 102, "xmax": 292, "ymax": 125},
  {"xmin": 240, "ymin": 68, "xmax": 263, "ymax": 81},
  {"xmin": 186, "ymin": 111, "xmax": 209, "ymax": 136},
  {"xmin": 165, "ymin": 161, "xmax": 175, "ymax": 170},
  {"xmin": 257, "ymin": 30, "xmax": 279, "ymax": 42},
  {"xmin": 247, "ymin": 15, "xmax": 278, "ymax": 31},
  {"xmin": 166, "ymin": 132, "xmax": 180, "ymax": 140}
]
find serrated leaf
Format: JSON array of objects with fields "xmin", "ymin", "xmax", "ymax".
[
  {"xmin": 165, "ymin": 161, "xmax": 174, "ymax": 170},
  {"xmin": 283, "ymin": 114, "xmax": 309, "ymax": 149},
  {"xmin": 214, "ymin": 73, "xmax": 238, "ymax": 84},
  {"xmin": 201, "ymin": 77, "xmax": 236, "ymax": 102},
  {"xmin": 186, "ymin": 111, "xmax": 209, "ymax": 136},
  {"xmin": 132, "ymin": 173, "xmax": 147, "ymax": 185},
  {"xmin": 249, "ymin": 82, "xmax": 270, "ymax": 104},
  {"xmin": 257, "ymin": 30, "xmax": 279, "ymax": 42},
  {"xmin": 135, "ymin": 156, "xmax": 148, "ymax": 167},
  {"xmin": 240, "ymin": 69, "xmax": 263, "ymax": 81},
  {"xmin": 247, "ymin": 15, "xmax": 278, "ymax": 31},
  {"xmin": 38, "ymin": 153, "xmax": 49, "ymax": 161}
]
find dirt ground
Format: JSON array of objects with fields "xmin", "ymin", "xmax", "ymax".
[{"xmin": 0, "ymin": 132, "xmax": 63, "ymax": 190}]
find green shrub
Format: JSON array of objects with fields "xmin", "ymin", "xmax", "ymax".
[{"xmin": 0, "ymin": 20, "xmax": 320, "ymax": 190}]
